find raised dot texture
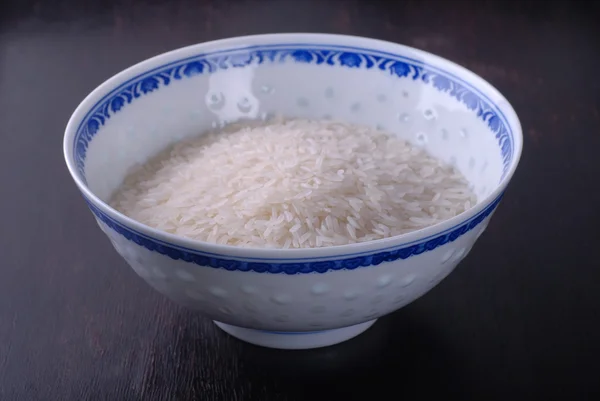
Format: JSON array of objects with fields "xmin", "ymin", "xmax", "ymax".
[
  {"xmin": 311, "ymin": 283, "xmax": 329, "ymax": 295},
  {"xmin": 271, "ymin": 294, "xmax": 292, "ymax": 305},
  {"xmin": 402, "ymin": 90, "xmax": 409, "ymax": 98},
  {"xmin": 423, "ymin": 109, "xmax": 436, "ymax": 120},
  {"xmin": 207, "ymin": 92, "xmax": 225, "ymax": 110},
  {"xmin": 401, "ymin": 274, "xmax": 416, "ymax": 287},
  {"xmin": 324, "ymin": 87, "xmax": 334, "ymax": 98},
  {"xmin": 377, "ymin": 94, "xmax": 387, "ymax": 102},
  {"xmin": 399, "ymin": 112, "xmax": 411, "ymax": 122},
  {"xmin": 175, "ymin": 269, "xmax": 195, "ymax": 282},
  {"xmin": 343, "ymin": 289, "xmax": 360, "ymax": 300},
  {"xmin": 240, "ymin": 285, "xmax": 257, "ymax": 295},
  {"xmin": 416, "ymin": 132, "xmax": 428, "ymax": 144},
  {"xmin": 350, "ymin": 102, "xmax": 361, "ymax": 112},
  {"xmin": 377, "ymin": 274, "xmax": 393, "ymax": 288},
  {"xmin": 460, "ymin": 128, "xmax": 468, "ymax": 138},
  {"xmin": 237, "ymin": 97, "xmax": 252, "ymax": 113},
  {"xmin": 441, "ymin": 128, "xmax": 449, "ymax": 140},
  {"xmin": 260, "ymin": 84, "xmax": 274, "ymax": 94}
]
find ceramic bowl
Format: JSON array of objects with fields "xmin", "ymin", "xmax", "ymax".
[{"xmin": 63, "ymin": 34, "xmax": 522, "ymax": 350}]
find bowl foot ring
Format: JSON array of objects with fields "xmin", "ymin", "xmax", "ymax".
[{"xmin": 214, "ymin": 319, "xmax": 377, "ymax": 350}]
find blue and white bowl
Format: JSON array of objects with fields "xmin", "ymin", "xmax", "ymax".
[{"xmin": 63, "ymin": 34, "xmax": 522, "ymax": 349}]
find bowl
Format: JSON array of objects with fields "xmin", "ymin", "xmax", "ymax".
[{"xmin": 63, "ymin": 34, "xmax": 522, "ymax": 349}]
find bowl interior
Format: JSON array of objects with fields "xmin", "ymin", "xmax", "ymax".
[{"xmin": 68, "ymin": 35, "xmax": 520, "ymax": 212}]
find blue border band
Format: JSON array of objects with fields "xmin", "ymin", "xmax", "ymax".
[{"xmin": 89, "ymin": 193, "xmax": 501, "ymax": 274}]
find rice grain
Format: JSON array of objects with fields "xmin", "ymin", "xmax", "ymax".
[{"xmin": 110, "ymin": 118, "xmax": 477, "ymax": 249}]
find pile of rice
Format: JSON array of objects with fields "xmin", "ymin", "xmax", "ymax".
[{"xmin": 110, "ymin": 118, "xmax": 476, "ymax": 249}]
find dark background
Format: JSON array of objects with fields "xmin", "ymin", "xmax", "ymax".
[{"xmin": 1, "ymin": 0, "xmax": 599, "ymax": 400}]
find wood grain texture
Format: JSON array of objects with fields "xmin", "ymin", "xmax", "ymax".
[{"xmin": 1, "ymin": 0, "xmax": 599, "ymax": 400}]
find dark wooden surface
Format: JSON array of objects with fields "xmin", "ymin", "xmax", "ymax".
[{"xmin": 1, "ymin": 0, "xmax": 600, "ymax": 400}]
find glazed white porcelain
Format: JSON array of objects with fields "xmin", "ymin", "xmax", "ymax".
[{"xmin": 63, "ymin": 34, "xmax": 522, "ymax": 350}]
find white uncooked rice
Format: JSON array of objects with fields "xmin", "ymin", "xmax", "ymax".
[{"xmin": 110, "ymin": 118, "xmax": 477, "ymax": 249}]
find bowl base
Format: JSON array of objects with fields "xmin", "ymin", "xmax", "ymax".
[{"xmin": 214, "ymin": 319, "xmax": 377, "ymax": 350}]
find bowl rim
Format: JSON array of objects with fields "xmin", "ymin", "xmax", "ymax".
[{"xmin": 63, "ymin": 33, "xmax": 523, "ymax": 260}]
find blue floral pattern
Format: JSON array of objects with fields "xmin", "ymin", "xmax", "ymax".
[
  {"xmin": 88, "ymin": 193, "xmax": 502, "ymax": 274},
  {"xmin": 73, "ymin": 44, "xmax": 514, "ymax": 181},
  {"xmin": 339, "ymin": 52, "xmax": 362, "ymax": 68}
]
